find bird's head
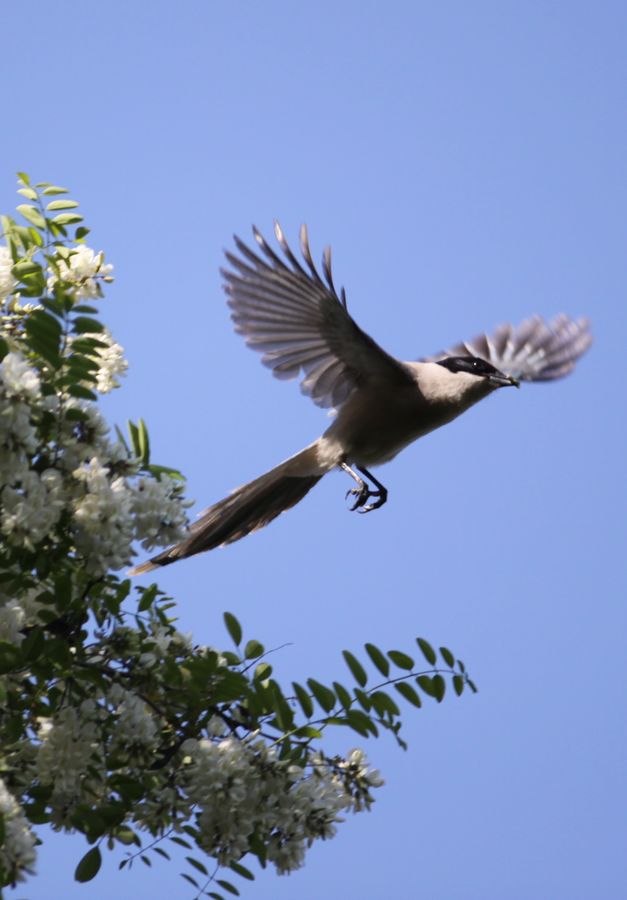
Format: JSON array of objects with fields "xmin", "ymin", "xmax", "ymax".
[{"xmin": 436, "ymin": 355, "xmax": 520, "ymax": 390}]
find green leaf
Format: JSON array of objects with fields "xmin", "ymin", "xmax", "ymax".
[
  {"xmin": 138, "ymin": 418, "xmax": 150, "ymax": 464},
  {"xmin": 244, "ymin": 639, "xmax": 264, "ymax": 659},
  {"xmin": 387, "ymin": 649, "xmax": 414, "ymax": 670},
  {"xmin": 26, "ymin": 309, "xmax": 62, "ymax": 339},
  {"xmin": 223, "ymin": 611, "xmax": 242, "ymax": 646},
  {"xmin": 353, "ymin": 687, "xmax": 372, "ymax": 711},
  {"xmin": 16, "ymin": 171, "xmax": 31, "ymax": 185},
  {"xmin": 439, "ymin": 646, "xmax": 455, "ymax": 668},
  {"xmin": 292, "ymin": 681, "xmax": 313, "ymax": 718},
  {"xmin": 342, "ymin": 650, "xmax": 367, "ymax": 687},
  {"xmin": 453, "ymin": 674, "xmax": 464, "ymax": 696},
  {"xmin": 345, "ymin": 709, "xmax": 377, "ymax": 737},
  {"xmin": 67, "ymin": 384, "xmax": 97, "ymax": 401},
  {"xmin": 12, "ymin": 260, "xmax": 42, "ymax": 278},
  {"xmin": 216, "ymin": 879, "xmax": 240, "ymax": 896},
  {"xmin": 365, "ymin": 642, "xmax": 390, "ymax": 677},
  {"xmin": 127, "ymin": 420, "xmax": 140, "ymax": 457},
  {"xmin": 416, "ymin": 674, "xmax": 437, "ymax": 698},
  {"xmin": 21, "ymin": 627, "xmax": 45, "ymax": 662},
  {"xmin": 370, "ymin": 690, "xmax": 400, "ymax": 717},
  {"xmin": 16, "ymin": 204, "xmax": 46, "ymax": 229},
  {"xmin": 432, "ymin": 674, "xmax": 446, "ymax": 702},
  {"xmin": 138, "ymin": 584, "xmax": 159, "ymax": 612},
  {"xmin": 72, "ymin": 316, "xmax": 105, "ymax": 334},
  {"xmin": 46, "ymin": 199, "xmax": 79, "ymax": 211},
  {"xmin": 52, "ymin": 213, "xmax": 84, "ymax": 226},
  {"xmin": 253, "ymin": 661, "xmax": 272, "ymax": 681},
  {"xmin": 41, "ymin": 185, "xmax": 69, "ymax": 195},
  {"xmin": 17, "ymin": 187, "xmax": 38, "ymax": 201},
  {"xmin": 146, "ymin": 463, "xmax": 185, "ymax": 481},
  {"xmin": 394, "ymin": 681, "xmax": 422, "ymax": 707},
  {"xmin": 75, "ymin": 226, "xmax": 90, "ymax": 240},
  {"xmin": 307, "ymin": 678, "xmax": 336, "ymax": 713},
  {"xmin": 0, "ymin": 641, "xmax": 23, "ymax": 674},
  {"xmin": 74, "ymin": 846, "xmax": 102, "ymax": 883},
  {"xmin": 416, "ymin": 637, "xmax": 437, "ymax": 666},
  {"xmin": 229, "ymin": 860, "xmax": 255, "ymax": 881},
  {"xmin": 332, "ymin": 680, "xmax": 352, "ymax": 710},
  {"xmin": 268, "ymin": 680, "xmax": 294, "ymax": 731},
  {"xmin": 185, "ymin": 856, "xmax": 209, "ymax": 876},
  {"xmin": 169, "ymin": 835, "xmax": 192, "ymax": 849}
]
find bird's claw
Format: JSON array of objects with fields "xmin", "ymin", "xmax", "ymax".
[
  {"xmin": 346, "ymin": 486, "xmax": 387, "ymax": 513},
  {"xmin": 346, "ymin": 486, "xmax": 369, "ymax": 511}
]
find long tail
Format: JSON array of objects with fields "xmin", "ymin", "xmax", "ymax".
[{"xmin": 129, "ymin": 443, "xmax": 325, "ymax": 575}]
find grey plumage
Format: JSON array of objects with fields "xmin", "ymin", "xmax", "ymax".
[
  {"xmin": 129, "ymin": 223, "xmax": 591, "ymax": 575},
  {"xmin": 424, "ymin": 314, "xmax": 592, "ymax": 382}
]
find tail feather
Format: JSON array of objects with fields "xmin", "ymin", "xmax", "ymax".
[{"xmin": 129, "ymin": 445, "xmax": 324, "ymax": 574}]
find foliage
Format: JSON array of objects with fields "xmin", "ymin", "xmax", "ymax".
[{"xmin": 0, "ymin": 175, "xmax": 476, "ymax": 897}]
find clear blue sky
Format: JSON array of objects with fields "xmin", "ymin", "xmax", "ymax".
[{"xmin": 2, "ymin": 3, "xmax": 626, "ymax": 898}]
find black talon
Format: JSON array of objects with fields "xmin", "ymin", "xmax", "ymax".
[{"xmin": 340, "ymin": 462, "xmax": 388, "ymax": 513}]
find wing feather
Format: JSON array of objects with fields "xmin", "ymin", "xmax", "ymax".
[
  {"xmin": 223, "ymin": 223, "xmax": 412, "ymax": 408},
  {"xmin": 425, "ymin": 315, "xmax": 592, "ymax": 382}
]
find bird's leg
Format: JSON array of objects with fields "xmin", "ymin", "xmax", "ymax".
[
  {"xmin": 340, "ymin": 462, "xmax": 388, "ymax": 513},
  {"xmin": 355, "ymin": 466, "xmax": 388, "ymax": 513}
]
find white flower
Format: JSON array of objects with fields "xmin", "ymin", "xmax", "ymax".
[
  {"xmin": 107, "ymin": 685, "xmax": 159, "ymax": 751},
  {"xmin": 0, "ymin": 351, "xmax": 41, "ymax": 400},
  {"xmin": 47, "ymin": 245, "xmax": 113, "ymax": 301},
  {"xmin": 67, "ymin": 327, "xmax": 128, "ymax": 394},
  {"xmin": 71, "ymin": 458, "xmax": 134, "ymax": 573},
  {"xmin": 0, "ymin": 778, "xmax": 37, "ymax": 882},
  {"xmin": 0, "ymin": 245, "xmax": 17, "ymax": 301},
  {"xmin": 0, "ymin": 588, "xmax": 43, "ymax": 645},
  {"xmin": 131, "ymin": 474, "xmax": 191, "ymax": 551},
  {"xmin": 1, "ymin": 469, "xmax": 65, "ymax": 550},
  {"xmin": 36, "ymin": 703, "xmax": 106, "ymax": 825}
]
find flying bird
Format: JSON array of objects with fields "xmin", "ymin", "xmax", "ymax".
[{"xmin": 130, "ymin": 223, "xmax": 591, "ymax": 574}]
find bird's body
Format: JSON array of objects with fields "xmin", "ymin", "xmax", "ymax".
[{"xmin": 130, "ymin": 224, "xmax": 591, "ymax": 575}]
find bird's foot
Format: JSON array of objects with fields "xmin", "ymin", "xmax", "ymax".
[{"xmin": 346, "ymin": 484, "xmax": 388, "ymax": 513}]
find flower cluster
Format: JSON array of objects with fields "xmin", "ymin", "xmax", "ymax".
[
  {"xmin": 0, "ymin": 245, "xmax": 16, "ymax": 301},
  {"xmin": 0, "ymin": 178, "xmax": 461, "ymax": 896},
  {"xmin": 179, "ymin": 737, "xmax": 382, "ymax": 875},
  {"xmin": 0, "ymin": 342, "xmax": 190, "ymax": 576},
  {"xmin": 0, "ymin": 779, "xmax": 37, "ymax": 884},
  {"xmin": 47, "ymin": 245, "xmax": 113, "ymax": 300}
]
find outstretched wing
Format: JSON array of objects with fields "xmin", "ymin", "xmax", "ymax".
[
  {"xmin": 222, "ymin": 223, "xmax": 413, "ymax": 408},
  {"xmin": 425, "ymin": 315, "xmax": 592, "ymax": 382}
]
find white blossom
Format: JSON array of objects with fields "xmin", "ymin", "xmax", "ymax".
[
  {"xmin": 107, "ymin": 685, "xmax": 159, "ymax": 751},
  {"xmin": 47, "ymin": 245, "xmax": 113, "ymax": 300},
  {"xmin": 0, "ymin": 588, "xmax": 42, "ymax": 646},
  {"xmin": 0, "ymin": 352, "xmax": 41, "ymax": 400},
  {"xmin": 71, "ymin": 458, "xmax": 134, "ymax": 573},
  {"xmin": 0, "ymin": 778, "xmax": 37, "ymax": 882},
  {"xmin": 131, "ymin": 474, "xmax": 191, "ymax": 551},
  {"xmin": 36, "ymin": 702, "xmax": 106, "ymax": 826},
  {"xmin": 0, "ymin": 245, "xmax": 16, "ymax": 302},
  {"xmin": 1, "ymin": 469, "xmax": 65, "ymax": 550},
  {"xmin": 179, "ymin": 737, "xmax": 372, "ymax": 874},
  {"xmin": 67, "ymin": 328, "xmax": 128, "ymax": 394}
]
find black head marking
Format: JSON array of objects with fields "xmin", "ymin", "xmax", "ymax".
[{"xmin": 436, "ymin": 356, "xmax": 499, "ymax": 377}]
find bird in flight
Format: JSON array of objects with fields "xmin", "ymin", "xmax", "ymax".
[{"xmin": 130, "ymin": 223, "xmax": 591, "ymax": 574}]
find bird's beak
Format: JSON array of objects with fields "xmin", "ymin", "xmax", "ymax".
[{"xmin": 489, "ymin": 371, "xmax": 520, "ymax": 389}]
